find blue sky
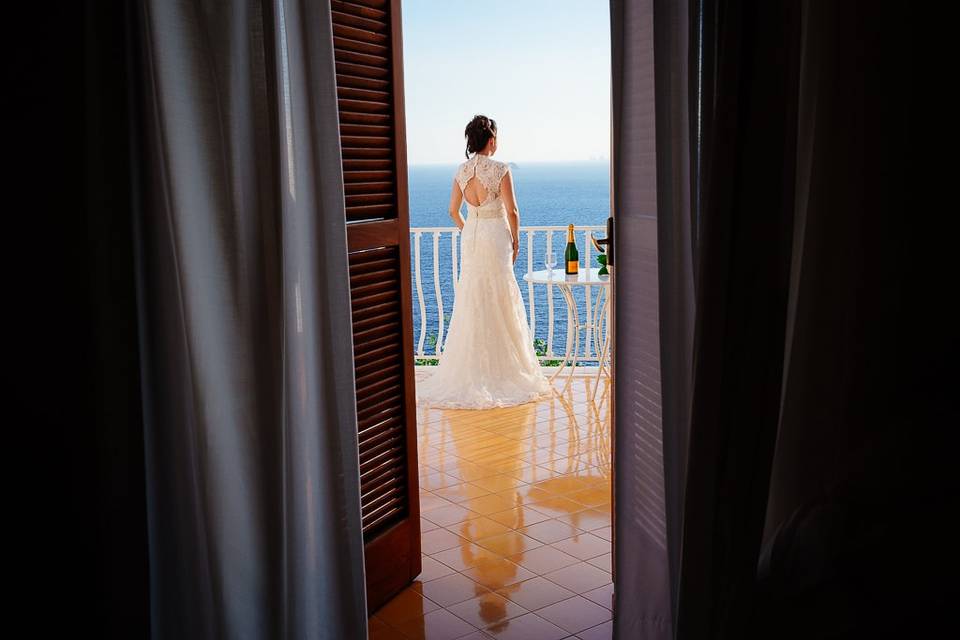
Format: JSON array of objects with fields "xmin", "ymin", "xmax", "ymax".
[{"xmin": 401, "ymin": 1, "xmax": 611, "ymax": 165}]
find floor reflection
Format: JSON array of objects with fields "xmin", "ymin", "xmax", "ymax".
[{"xmin": 368, "ymin": 373, "xmax": 614, "ymax": 640}]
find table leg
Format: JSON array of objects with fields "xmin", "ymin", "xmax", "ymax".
[
  {"xmin": 547, "ymin": 284, "xmax": 576, "ymax": 384},
  {"xmin": 591, "ymin": 289, "xmax": 611, "ymax": 402},
  {"xmin": 547, "ymin": 284, "xmax": 580, "ymax": 391},
  {"xmin": 564, "ymin": 284, "xmax": 581, "ymax": 390}
]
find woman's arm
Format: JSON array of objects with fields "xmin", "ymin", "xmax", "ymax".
[
  {"xmin": 448, "ymin": 178, "xmax": 465, "ymax": 231},
  {"xmin": 500, "ymin": 169, "xmax": 521, "ymax": 264}
]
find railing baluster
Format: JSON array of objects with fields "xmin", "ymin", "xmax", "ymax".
[
  {"xmin": 584, "ymin": 228, "xmax": 593, "ymax": 360},
  {"xmin": 546, "ymin": 231, "xmax": 554, "ymax": 357},
  {"xmin": 433, "ymin": 231, "xmax": 445, "ymax": 352},
  {"xmin": 409, "ymin": 225, "xmax": 604, "ymax": 364},
  {"xmin": 526, "ymin": 229, "xmax": 535, "ymax": 334},
  {"xmin": 451, "ymin": 228, "xmax": 459, "ymax": 297},
  {"xmin": 414, "ymin": 231, "xmax": 427, "ymax": 356}
]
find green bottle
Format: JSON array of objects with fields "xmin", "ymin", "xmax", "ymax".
[{"xmin": 564, "ymin": 223, "xmax": 579, "ymax": 275}]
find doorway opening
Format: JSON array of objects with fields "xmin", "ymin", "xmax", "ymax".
[{"xmin": 368, "ymin": 2, "xmax": 616, "ymax": 638}]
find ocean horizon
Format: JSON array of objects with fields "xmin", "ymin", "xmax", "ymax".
[{"xmin": 409, "ymin": 160, "xmax": 611, "ymax": 363}]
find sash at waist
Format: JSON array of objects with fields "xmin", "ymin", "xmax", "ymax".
[
  {"xmin": 467, "ymin": 200, "xmax": 507, "ymax": 219},
  {"xmin": 472, "ymin": 209, "xmax": 506, "ymax": 219}
]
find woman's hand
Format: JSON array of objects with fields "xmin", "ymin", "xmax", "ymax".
[{"xmin": 512, "ymin": 237, "xmax": 519, "ymax": 264}]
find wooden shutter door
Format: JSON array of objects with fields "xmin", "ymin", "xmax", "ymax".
[{"xmin": 330, "ymin": 0, "xmax": 420, "ymax": 613}]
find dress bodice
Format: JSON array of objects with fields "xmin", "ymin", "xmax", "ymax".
[{"xmin": 455, "ymin": 154, "xmax": 512, "ymax": 210}]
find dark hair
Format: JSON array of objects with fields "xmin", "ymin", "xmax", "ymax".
[{"xmin": 464, "ymin": 115, "xmax": 497, "ymax": 159}]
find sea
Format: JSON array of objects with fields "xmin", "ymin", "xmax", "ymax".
[{"xmin": 408, "ymin": 160, "xmax": 611, "ymax": 364}]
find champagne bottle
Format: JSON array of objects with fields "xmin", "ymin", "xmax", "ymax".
[{"xmin": 564, "ymin": 223, "xmax": 579, "ymax": 275}]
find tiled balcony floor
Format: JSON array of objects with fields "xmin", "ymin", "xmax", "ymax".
[{"xmin": 369, "ymin": 372, "xmax": 613, "ymax": 640}]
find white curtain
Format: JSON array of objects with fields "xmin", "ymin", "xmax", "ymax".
[{"xmin": 131, "ymin": 1, "xmax": 367, "ymax": 637}]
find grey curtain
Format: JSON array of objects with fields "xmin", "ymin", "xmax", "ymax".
[
  {"xmin": 610, "ymin": 0, "xmax": 696, "ymax": 637},
  {"xmin": 753, "ymin": 3, "xmax": 946, "ymax": 638},
  {"xmin": 676, "ymin": 1, "xmax": 803, "ymax": 636},
  {"xmin": 675, "ymin": 1, "xmax": 938, "ymax": 638},
  {"xmin": 131, "ymin": 1, "xmax": 367, "ymax": 637}
]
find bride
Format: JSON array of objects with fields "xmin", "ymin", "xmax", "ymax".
[{"xmin": 415, "ymin": 115, "xmax": 555, "ymax": 409}]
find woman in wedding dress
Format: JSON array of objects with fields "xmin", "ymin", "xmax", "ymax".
[{"xmin": 415, "ymin": 115, "xmax": 555, "ymax": 409}]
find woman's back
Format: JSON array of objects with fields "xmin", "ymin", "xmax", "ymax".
[{"xmin": 456, "ymin": 154, "xmax": 511, "ymax": 207}]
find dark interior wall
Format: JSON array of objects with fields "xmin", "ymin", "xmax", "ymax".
[
  {"xmin": 755, "ymin": 3, "xmax": 951, "ymax": 637},
  {"xmin": 11, "ymin": 2, "xmax": 149, "ymax": 636},
  {"xmin": 82, "ymin": 1, "xmax": 150, "ymax": 635}
]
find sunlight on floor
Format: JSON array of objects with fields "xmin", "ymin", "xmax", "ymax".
[{"xmin": 368, "ymin": 373, "xmax": 613, "ymax": 640}]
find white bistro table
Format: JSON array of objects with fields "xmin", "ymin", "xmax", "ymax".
[{"xmin": 523, "ymin": 268, "xmax": 611, "ymax": 398}]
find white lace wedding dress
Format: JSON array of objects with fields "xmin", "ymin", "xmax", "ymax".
[{"xmin": 415, "ymin": 153, "xmax": 555, "ymax": 409}]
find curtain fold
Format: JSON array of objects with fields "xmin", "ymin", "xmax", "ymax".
[
  {"xmin": 131, "ymin": 1, "xmax": 367, "ymax": 637},
  {"xmin": 610, "ymin": 0, "xmax": 697, "ymax": 636},
  {"xmin": 651, "ymin": 0, "xmax": 698, "ymax": 622},
  {"xmin": 754, "ymin": 3, "xmax": 942, "ymax": 637},
  {"xmin": 677, "ymin": 1, "xmax": 803, "ymax": 636}
]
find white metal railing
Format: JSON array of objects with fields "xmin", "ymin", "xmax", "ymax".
[{"xmin": 412, "ymin": 224, "xmax": 606, "ymax": 364}]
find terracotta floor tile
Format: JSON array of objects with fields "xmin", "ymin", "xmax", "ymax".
[
  {"xmin": 543, "ymin": 563, "xmax": 611, "ymax": 594},
  {"xmin": 495, "ymin": 576, "xmax": 577, "ymax": 611},
  {"xmin": 424, "ymin": 504, "xmax": 480, "ymax": 527},
  {"xmin": 446, "ymin": 591, "xmax": 528, "ymax": 630},
  {"xmin": 453, "ymin": 632, "xmax": 495, "ymax": 640},
  {"xmin": 509, "ymin": 466, "xmax": 557, "ymax": 484},
  {"xmin": 518, "ymin": 519, "xmax": 581, "ymax": 545},
  {"xmin": 394, "ymin": 608, "xmax": 477, "ymax": 640},
  {"xmin": 461, "ymin": 557, "xmax": 537, "ymax": 591},
  {"xmin": 455, "ymin": 466, "xmax": 501, "ymax": 483},
  {"xmin": 536, "ymin": 458, "xmax": 594, "ymax": 474},
  {"xmin": 535, "ymin": 596, "xmax": 611, "ymax": 634},
  {"xmin": 507, "ymin": 545, "xmax": 580, "ymax": 575},
  {"xmin": 421, "ymin": 493, "xmax": 458, "ymax": 513},
  {"xmin": 555, "ymin": 508, "xmax": 611, "ymax": 533},
  {"xmin": 460, "ymin": 493, "xmax": 520, "ymax": 516},
  {"xmin": 527, "ymin": 496, "xmax": 587, "ymax": 518},
  {"xmin": 486, "ymin": 507, "xmax": 552, "ymax": 529},
  {"xmin": 422, "ymin": 518, "xmax": 442, "ymax": 533},
  {"xmin": 481, "ymin": 612, "xmax": 568, "ymax": 640},
  {"xmin": 418, "ymin": 555, "xmax": 459, "ymax": 582},
  {"xmin": 565, "ymin": 487, "xmax": 612, "ymax": 508},
  {"xmin": 492, "ymin": 487, "xmax": 553, "ymax": 507},
  {"xmin": 418, "ymin": 573, "xmax": 489, "ymax": 608},
  {"xmin": 590, "ymin": 526, "xmax": 612, "ymax": 542},
  {"xmin": 422, "ymin": 472, "xmax": 469, "ymax": 490},
  {"xmin": 575, "ymin": 620, "xmax": 613, "ymax": 640},
  {"xmin": 581, "ymin": 584, "xmax": 614, "ymax": 611},
  {"xmin": 482, "ymin": 459, "xmax": 529, "ymax": 474},
  {"xmin": 430, "ymin": 542, "xmax": 503, "ymax": 572},
  {"xmin": 550, "ymin": 533, "xmax": 609, "ymax": 561},
  {"xmin": 368, "ymin": 616, "xmax": 406, "ymax": 640},
  {"xmin": 421, "ymin": 528, "xmax": 468, "ymax": 555},
  {"xmin": 586, "ymin": 553, "xmax": 612, "ymax": 572},
  {"xmin": 449, "ymin": 516, "xmax": 512, "ymax": 542},
  {"xmin": 522, "ymin": 432, "xmax": 571, "ymax": 447},
  {"xmin": 375, "ymin": 587, "xmax": 441, "ymax": 627},
  {"xmin": 474, "ymin": 531, "xmax": 543, "ymax": 557},
  {"xmin": 433, "ymin": 482, "xmax": 493, "ymax": 504}
]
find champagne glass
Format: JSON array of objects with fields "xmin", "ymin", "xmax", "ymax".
[{"xmin": 545, "ymin": 251, "xmax": 557, "ymax": 273}]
